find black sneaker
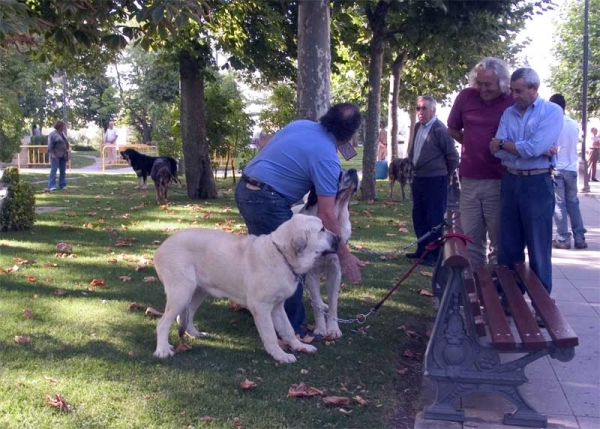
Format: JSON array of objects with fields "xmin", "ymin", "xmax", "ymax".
[
  {"xmin": 575, "ymin": 241, "xmax": 588, "ymax": 249},
  {"xmin": 552, "ymin": 240, "xmax": 571, "ymax": 250}
]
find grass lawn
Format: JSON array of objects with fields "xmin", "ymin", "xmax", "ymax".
[{"xmin": 0, "ymin": 170, "xmax": 433, "ymax": 429}]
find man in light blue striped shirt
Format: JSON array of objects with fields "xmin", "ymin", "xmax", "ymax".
[{"xmin": 489, "ymin": 68, "xmax": 563, "ymax": 304}]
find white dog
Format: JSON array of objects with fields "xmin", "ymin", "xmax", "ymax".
[
  {"xmin": 292, "ymin": 169, "xmax": 359, "ymax": 339},
  {"xmin": 153, "ymin": 214, "xmax": 339, "ymax": 363}
]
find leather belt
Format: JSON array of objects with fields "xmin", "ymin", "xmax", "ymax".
[
  {"xmin": 507, "ymin": 168, "xmax": 551, "ymax": 176},
  {"xmin": 242, "ymin": 174, "xmax": 278, "ymax": 193}
]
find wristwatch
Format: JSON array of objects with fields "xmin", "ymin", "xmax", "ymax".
[{"xmin": 499, "ymin": 139, "xmax": 505, "ymax": 149}]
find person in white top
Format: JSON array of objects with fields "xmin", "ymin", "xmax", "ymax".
[
  {"xmin": 549, "ymin": 94, "xmax": 587, "ymax": 249},
  {"xmin": 104, "ymin": 121, "xmax": 118, "ymax": 160}
]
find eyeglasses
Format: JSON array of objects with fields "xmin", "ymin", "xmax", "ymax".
[{"xmin": 416, "ymin": 106, "xmax": 429, "ymax": 111}]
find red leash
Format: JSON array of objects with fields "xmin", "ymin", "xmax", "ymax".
[{"xmin": 369, "ymin": 232, "xmax": 473, "ymax": 314}]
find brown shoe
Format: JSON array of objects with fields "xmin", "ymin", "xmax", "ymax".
[
  {"xmin": 575, "ymin": 241, "xmax": 588, "ymax": 249},
  {"xmin": 552, "ymin": 240, "xmax": 571, "ymax": 250}
]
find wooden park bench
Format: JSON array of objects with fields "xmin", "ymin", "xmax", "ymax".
[
  {"xmin": 17, "ymin": 145, "xmax": 72, "ymax": 170},
  {"xmin": 423, "ymin": 210, "xmax": 578, "ymax": 428}
]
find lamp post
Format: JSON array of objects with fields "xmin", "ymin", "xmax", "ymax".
[{"xmin": 580, "ymin": 0, "xmax": 590, "ymax": 192}]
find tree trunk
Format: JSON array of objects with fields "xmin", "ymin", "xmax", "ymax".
[
  {"xmin": 297, "ymin": 0, "xmax": 331, "ymax": 120},
  {"xmin": 362, "ymin": 2, "xmax": 389, "ymax": 201},
  {"xmin": 390, "ymin": 52, "xmax": 406, "ymax": 160},
  {"xmin": 179, "ymin": 49, "xmax": 218, "ymax": 199}
]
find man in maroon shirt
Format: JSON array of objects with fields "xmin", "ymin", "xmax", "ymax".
[{"xmin": 447, "ymin": 57, "xmax": 514, "ymax": 266}]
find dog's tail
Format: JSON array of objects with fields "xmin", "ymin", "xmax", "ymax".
[{"xmin": 178, "ymin": 308, "xmax": 189, "ymax": 339}]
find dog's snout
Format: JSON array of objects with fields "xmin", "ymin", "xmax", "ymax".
[{"xmin": 323, "ymin": 233, "xmax": 340, "ymax": 255}]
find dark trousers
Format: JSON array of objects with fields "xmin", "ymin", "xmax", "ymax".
[
  {"xmin": 411, "ymin": 175, "xmax": 448, "ymax": 261},
  {"xmin": 498, "ymin": 172, "xmax": 555, "ymax": 294},
  {"xmin": 234, "ymin": 178, "xmax": 307, "ymax": 336}
]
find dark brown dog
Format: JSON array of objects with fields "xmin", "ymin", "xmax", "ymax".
[
  {"xmin": 388, "ymin": 157, "xmax": 413, "ymax": 200},
  {"xmin": 151, "ymin": 158, "xmax": 173, "ymax": 205}
]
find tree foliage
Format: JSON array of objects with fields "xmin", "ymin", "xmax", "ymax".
[
  {"xmin": 258, "ymin": 85, "xmax": 297, "ymax": 133},
  {"xmin": 550, "ymin": 0, "xmax": 599, "ymax": 120}
]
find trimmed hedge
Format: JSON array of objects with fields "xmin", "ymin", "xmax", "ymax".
[{"xmin": 0, "ymin": 167, "xmax": 36, "ymax": 232}]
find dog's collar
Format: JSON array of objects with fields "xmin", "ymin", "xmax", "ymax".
[{"xmin": 272, "ymin": 240, "xmax": 301, "ymax": 281}]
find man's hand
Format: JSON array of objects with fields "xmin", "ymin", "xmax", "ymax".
[
  {"xmin": 545, "ymin": 145, "xmax": 558, "ymax": 157},
  {"xmin": 339, "ymin": 251, "xmax": 363, "ymax": 284},
  {"xmin": 489, "ymin": 137, "xmax": 502, "ymax": 154}
]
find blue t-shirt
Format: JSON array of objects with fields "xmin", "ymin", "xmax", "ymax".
[{"xmin": 244, "ymin": 120, "xmax": 341, "ymax": 205}]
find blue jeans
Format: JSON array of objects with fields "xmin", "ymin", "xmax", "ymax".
[
  {"xmin": 48, "ymin": 156, "xmax": 67, "ymax": 189},
  {"xmin": 411, "ymin": 175, "xmax": 448, "ymax": 262},
  {"xmin": 553, "ymin": 170, "xmax": 586, "ymax": 244},
  {"xmin": 234, "ymin": 178, "xmax": 307, "ymax": 336},
  {"xmin": 498, "ymin": 172, "xmax": 554, "ymax": 294}
]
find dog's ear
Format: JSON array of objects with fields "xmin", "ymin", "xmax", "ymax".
[{"xmin": 292, "ymin": 232, "xmax": 308, "ymax": 255}]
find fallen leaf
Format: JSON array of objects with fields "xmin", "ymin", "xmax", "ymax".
[
  {"xmin": 338, "ymin": 408, "xmax": 352, "ymax": 415},
  {"xmin": 419, "ymin": 271, "xmax": 433, "ymax": 278},
  {"xmin": 44, "ymin": 393, "xmax": 71, "ymax": 412},
  {"xmin": 14, "ymin": 336, "xmax": 31, "ymax": 344},
  {"xmin": 300, "ymin": 369, "xmax": 309, "ymax": 375},
  {"xmin": 398, "ymin": 227, "xmax": 409, "ymax": 233},
  {"xmin": 201, "ymin": 417, "xmax": 215, "ymax": 423},
  {"xmin": 287, "ymin": 382, "xmax": 324, "ymax": 398},
  {"xmin": 107, "ymin": 258, "xmax": 118, "ymax": 264},
  {"xmin": 128, "ymin": 350, "xmax": 136, "ymax": 358},
  {"xmin": 323, "ymin": 396, "xmax": 351, "ymax": 406},
  {"xmin": 119, "ymin": 276, "xmax": 131, "ymax": 282},
  {"xmin": 43, "ymin": 375, "xmax": 57, "ymax": 384},
  {"xmin": 174, "ymin": 342, "xmax": 191, "ymax": 354},
  {"xmin": 143, "ymin": 276, "xmax": 157, "ymax": 283},
  {"xmin": 152, "ymin": 240, "xmax": 162, "ymax": 245},
  {"xmin": 89, "ymin": 278, "xmax": 105, "ymax": 287},
  {"xmin": 402, "ymin": 350, "xmax": 420, "ymax": 360},
  {"xmin": 43, "ymin": 263, "xmax": 58, "ymax": 268},
  {"xmin": 396, "ymin": 368, "xmax": 409, "ymax": 375},
  {"xmin": 23, "ymin": 309, "xmax": 33, "ymax": 319},
  {"xmin": 239, "ymin": 379, "xmax": 257, "ymax": 390},
  {"xmin": 145, "ymin": 307, "xmax": 163, "ymax": 317},
  {"xmin": 417, "ymin": 288, "xmax": 434, "ymax": 297},
  {"xmin": 24, "ymin": 275, "xmax": 37, "ymax": 282},
  {"xmin": 53, "ymin": 289, "xmax": 68, "ymax": 296},
  {"xmin": 353, "ymin": 395, "xmax": 369, "ymax": 406},
  {"xmin": 15, "ymin": 258, "xmax": 35, "ymax": 265},
  {"xmin": 233, "ymin": 417, "xmax": 243, "ymax": 428},
  {"xmin": 127, "ymin": 302, "xmax": 143, "ymax": 310}
]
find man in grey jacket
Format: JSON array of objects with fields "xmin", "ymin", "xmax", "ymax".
[{"xmin": 407, "ymin": 96, "xmax": 460, "ymax": 266}]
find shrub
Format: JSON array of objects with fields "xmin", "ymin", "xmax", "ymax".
[
  {"xmin": 0, "ymin": 168, "xmax": 36, "ymax": 232},
  {"xmin": 30, "ymin": 135, "xmax": 49, "ymax": 146},
  {"xmin": 1, "ymin": 166, "xmax": 20, "ymax": 185}
]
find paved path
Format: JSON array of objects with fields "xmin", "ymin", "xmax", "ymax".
[{"xmin": 415, "ymin": 181, "xmax": 600, "ymax": 429}]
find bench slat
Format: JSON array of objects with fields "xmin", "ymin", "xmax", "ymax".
[
  {"xmin": 496, "ymin": 265, "xmax": 547, "ymax": 350},
  {"xmin": 473, "ymin": 265, "xmax": 516, "ymax": 351},
  {"xmin": 465, "ymin": 269, "xmax": 486, "ymax": 337},
  {"xmin": 515, "ymin": 262, "xmax": 579, "ymax": 348}
]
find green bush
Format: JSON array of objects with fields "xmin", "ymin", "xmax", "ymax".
[
  {"xmin": 0, "ymin": 166, "xmax": 19, "ymax": 185},
  {"xmin": 0, "ymin": 169, "xmax": 36, "ymax": 232},
  {"xmin": 71, "ymin": 145, "xmax": 96, "ymax": 151}
]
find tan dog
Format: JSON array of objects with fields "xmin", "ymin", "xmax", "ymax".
[
  {"xmin": 153, "ymin": 214, "xmax": 339, "ymax": 363},
  {"xmin": 292, "ymin": 169, "xmax": 359, "ymax": 339}
]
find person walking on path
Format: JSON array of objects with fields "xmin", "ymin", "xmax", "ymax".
[
  {"xmin": 447, "ymin": 57, "xmax": 514, "ymax": 266},
  {"xmin": 589, "ymin": 127, "xmax": 599, "ymax": 181},
  {"xmin": 407, "ymin": 95, "xmax": 459, "ymax": 266},
  {"xmin": 104, "ymin": 121, "xmax": 118, "ymax": 161},
  {"xmin": 47, "ymin": 120, "xmax": 69, "ymax": 191},
  {"xmin": 490, "ymin": 67, "xmax": 563, "ymax": 297},
  {"xmin": 234, "ymin": 103, "xmax": 363, "ymax": 340},
  {"xmin": 549, "ymin": 94, "xmax": 588, "ymax": 250}
]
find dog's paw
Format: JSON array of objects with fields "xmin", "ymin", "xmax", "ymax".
[
  {"xmin": 274, "ymin": 352, "xmax": 297, "ymax": 364},
  {"xmin": 326, "ymin": 328, "xmax": 343, "ymax": 339},
  {"xmin": 294, "ymin": 344, "xmax": 317, "ymax": 354},
  {"xmin": 153, "ymin": 345, "xmax": 174, "ymax": 359}
]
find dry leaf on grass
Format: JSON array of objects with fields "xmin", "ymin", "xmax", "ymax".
[
  {"xmin": 415, "ymin": 288, "xmax": 434, "ymax": 297},
  {"xmin": 233, "ymin": 417, "xmax": 243, "ymax": 428},
  {"xmin": 353, "ymin": 395, "xmax": 369, "ymax": 406},
  {"xmin": 128, "ymin": 350, "xmax": 136, "ymax": 358},
  {"xmin": 419, "ymin": 271, "xmax": 433, "ymax": 278},
  {"xmin": 44, "ymin": 375, "xmax": 57, "ymax": 384},
  {"xmin": 56, "ymin": 243, "xmax": 72, "ymax": 253},
  {"xmin": 89, "ymin": 278, "xmax": 105, "ymax": 287},
  {"xmin": 14, "ymin": 258, "xmax": 35, "ymax": 265},
  {"xmin": 127, "ymin": 302, "xmax": 143, "ymax": 310},
  {"xmin": 53, "ymin": 289, "xmax": 68, "ymax": 296},
  {"xmin": 143, "ymin": 276, "xmax": 157, "ymax": 283},
  {"xmin": 43, "ymin": 263, "xmax": 58, "ymax": 268},
  {"xmin": 23, "ymin": 309, "xmax": 33, "ymax": 319},
  {"xmin": 287, "ymin": 382, "xmax": 324, "ymax": 398},
  {"xmin": 201, "ymin": 417, "xmax": 215, "ymax": 423},
  {"xmin": 239, "ymin": 379, "xmax": 257, "ymax": 390},
  {"xmin": 119, "ymin": 276, "xmax": 131, "ymax": 282},
  {"xmin": 174, "ymin": 342, "xmax": 192, "ymax": 354},
  {"xmin": 14, "ymin": 335, "xmax": 31, "ymax": 344},
  {"xmin": 323, "ymin": 396, "xmax": 351, "ymax": 406},
  {"xmin": 144, "ymin": 307, "xmax": 163, "ymax": 317},
  {"xmin": 396, "ymin": 368, "xmax": 409, "ymax": 375},
  {"xmin": 24, "ymin": 275, "xmax": 37, "ymax": 282},
  {"xmin": 44, "ymin": 393, "xmax": 71, "ymax": 412},
  {"xmin": 398, "ymin": 227, "xmax": 409, "ymax": 233},
  {"xmin": 402, "ymin": 349, "xmax": 420, "ymax": 360}
]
